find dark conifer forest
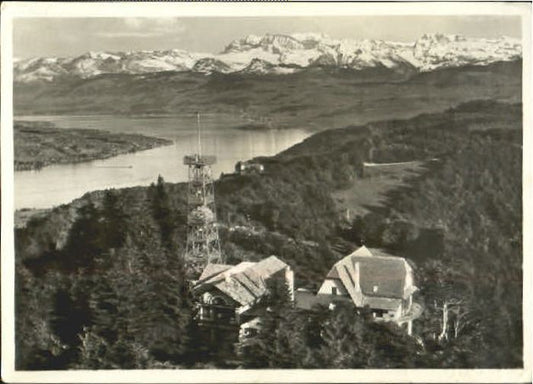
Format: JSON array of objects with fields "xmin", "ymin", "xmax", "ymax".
[{"xmin": 15, "ymin": 100, "xmax": 522, "ymax": 369}]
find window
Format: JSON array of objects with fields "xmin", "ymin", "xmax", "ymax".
[
  {"xmin": 212, "ymin": 297, "xmax": 225, "ymax": 305},
  {"xmin": 331, "ymin": 287, "xmax": 337, "ymax": 295},
  {"xmin": 373, "ymin": 310, "xmax": 384, "ymax": 318},
  {"xmin": 244, "ymin": 328, "xmax": 258, "ymax": 338}
]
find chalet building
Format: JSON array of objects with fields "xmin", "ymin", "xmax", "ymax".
[
  {"xmin": 235, "ymin": 160, "xmax": 265, "ymax": 175},
  {"xmin": 297, "ymin": 246, "xmax": 421, "ymax": 335},
  {"xmin": 193, "ymin": 255, "xmax": 294, "ymax": 339}
]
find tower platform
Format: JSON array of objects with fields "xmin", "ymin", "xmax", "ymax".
[{"xmin": 184, "ymin": 154, "xmax": 217, "ymax": 166}]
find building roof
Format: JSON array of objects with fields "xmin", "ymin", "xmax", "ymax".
[
  {"xmin": 194, "ymin": 256, "xmax": 289, "ymax": 307},
  {"xmin": 358, "ymin": 257, "xmax": 406, "ymax": 298},
  {"xmin": 202, "ymin": 262, "xmax": 255, "ymax": 286},
  {"xmin": 240, "ymin": 316, "xmax": 263, "ymax": 329},
  {"xmin": 327, "ymin": 246, "xmax": 411, "ymax": 301},
  {"xmin": 198, "ymin": 263, "xmax": 232, "ymax": 282},
  {"xmin": 326, "ymin": 247, "xmax": 397, "ymax": 280}
]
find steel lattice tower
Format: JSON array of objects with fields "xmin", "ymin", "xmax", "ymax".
[{"xmin": 183, "ymin": 113, "xmax": 223, "ymax": 272}]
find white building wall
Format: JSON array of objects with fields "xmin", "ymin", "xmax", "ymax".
[
  {"xmin": 392, "ymin": 302, "xmax": 403, "ymax": 320},
  {"xmin": 404, "ymin": 261, "xmax": 414, "ymax": 298},
  {"xmin": 318, "ymin": 278, "xmax": 349, "ymax": 296},
  {"xmin": 285, "ymin": 267, "xmax": 295, "ymax": 301}
]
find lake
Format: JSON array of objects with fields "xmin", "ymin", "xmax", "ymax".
[{"xmin": 14, "ymin": 114, "xmax": 312, "ymax": 209}]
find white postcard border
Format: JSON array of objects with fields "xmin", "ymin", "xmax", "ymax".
[{"xmin": 1, "ymin": 2, "xmax": 531, "ymax": 383}]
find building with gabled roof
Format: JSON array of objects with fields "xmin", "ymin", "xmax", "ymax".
[
  {"xmin": 193, "ymin": 255, "xmax": 294, "ymax": 335},
  {"xmin": 299, "ymin": 246, "xmax": 422, "ymax": 335}
]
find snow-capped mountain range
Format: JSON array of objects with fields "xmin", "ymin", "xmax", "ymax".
[{"xmin": 14, "ymin": 33, "xmax": 521, "ymax": 82}]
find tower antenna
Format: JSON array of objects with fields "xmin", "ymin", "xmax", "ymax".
[
  {"xmin": 183, "ymin": 112, "xmax": 223, "ymax": 276},
  {"xmin": 197, "ymin": 112, "xmax": 202, "ymax": 157}
]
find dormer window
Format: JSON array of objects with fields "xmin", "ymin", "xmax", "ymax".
[{"xmin": 331, "ymin": 287, "xmax": 337, "ymax": 295}]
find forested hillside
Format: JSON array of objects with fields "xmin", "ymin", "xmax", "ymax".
[
  {"xmin": 14, "ymin": 60, "xmax": 521, "ymax": 133},
  {"xmin": 14, "ymin": 121, "xmax": 171, "ymax": 171},
  {"xmin": 15, "ymin": 100, "xmax": 522, "ymax": 368}
]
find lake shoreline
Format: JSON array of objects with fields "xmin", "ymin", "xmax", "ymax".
[
  {"xmin": 14, "ymin": 120, "xmax": 173, "ymax": 171},
  {"xmin": 13, "ymin": 115, "xmax": 311, "ymax": 210}
]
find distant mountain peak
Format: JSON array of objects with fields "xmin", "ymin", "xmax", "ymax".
[
  {"xmin": 223, "ymin": 33, "xmax": 305, "ymax": 54},
  {"xmin": 192, "ymin": 57, "xmax": 232, "ymax": 74},
  {"xmin": 291, "ymin": 32, "xmax": 329, "ymax": 41},
  {"xmin": 14, "ymin": 32, "xmax": 522, "ymax": 82},
  {"xmin": 239, "ymin": 58, "xmax": 275, "ymax": 74}
]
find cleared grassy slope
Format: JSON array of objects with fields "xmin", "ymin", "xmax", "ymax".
[{"xmin": 333, "ymin": 160, "xmax": 429, "ymax": 215}]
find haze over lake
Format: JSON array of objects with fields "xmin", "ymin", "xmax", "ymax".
[{"xmin": 14, "ymin": 114, "xmax": 311, "ymax": 209}]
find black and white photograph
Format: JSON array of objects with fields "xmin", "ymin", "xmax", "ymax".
[{"xmin": 1, "ymin": 2, "xmax": 531, "ymax": 383}]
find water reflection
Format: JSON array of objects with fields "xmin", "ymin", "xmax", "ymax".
[{"xmin": 14, "ymin": 115, "xmax": 311, "ymax": 209}]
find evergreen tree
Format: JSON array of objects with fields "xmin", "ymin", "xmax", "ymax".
[
  {"xmin": 149, "ymin": 175, "xmax": 175, "ymax": 249},
  {"xmin": 237, "ymin": 276, "xmax": 292, "ymax": 368},
  {"xmin": 62, "ymin": 202, "xmax": 102, "ymax": 272}
]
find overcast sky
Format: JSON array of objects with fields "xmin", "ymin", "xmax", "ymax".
[{"xmin": 14, "ymin": 16, "xmax": 521, "ymax": 59}]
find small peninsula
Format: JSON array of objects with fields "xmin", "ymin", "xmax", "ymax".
[{"xmin": 14, "ymin": 121, "xmax": 172, "ymax": 171}]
